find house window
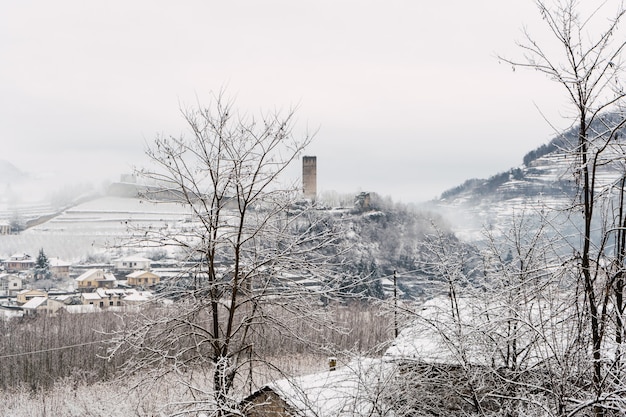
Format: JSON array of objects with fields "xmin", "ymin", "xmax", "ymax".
[
  {"xmin": 117, "ymin": 301, "xmax": 121, "ymax": 306},
  {"xmin": 99, "ymin": 301, "xmax": 104, "ymax": 307},
  {"xmin": 109, "ymin": 301, "xmax": 113, "ymax": 306},
  {"xmin": 12, "ymin": 282, "xmax": 17, "ymax": 287}
]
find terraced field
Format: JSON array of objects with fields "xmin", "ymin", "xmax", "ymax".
[{"xmin": 0, "ymin": 196, "xmax": 190, "ymax": 262}]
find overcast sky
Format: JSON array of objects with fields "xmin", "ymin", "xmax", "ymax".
[{"xmin": 1, "ymin": 1, "xmax": 589, "ymax": 204}]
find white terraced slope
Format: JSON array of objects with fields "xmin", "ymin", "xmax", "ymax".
[{"xmin": 433, "ymin": 117, "xmax": 626, "ymax": 243}]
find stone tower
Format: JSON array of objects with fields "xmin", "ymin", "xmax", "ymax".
[{"xmin": 302, "ymin": 156, "xmax": 317, "ymax": 200}]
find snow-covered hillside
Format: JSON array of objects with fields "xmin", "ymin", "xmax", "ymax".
[
  {"xmin": 431, "ymin": 115, "xmax": 626, "ymax": 243},
  {"xmin": 0, "ymin": 196, "xmax": 191, "ymax": 261}
]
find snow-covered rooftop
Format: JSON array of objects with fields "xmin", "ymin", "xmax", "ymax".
[
  {"xmin": 266, "ymin": 357, "xmax": 395, "ymax": 417},
  {"xmin": 126, "ymin": 270, "xmax": 158, "ymax": 278},
  {"xmin": 383, "ymin": 294, "xmax": 576, "ymax": 368},
  {"xmin": 48, "ymin": 257, "xmax": 71, "ymax": 267},
  {"xmin": 115, "ymin": 255, "xmax": 152, "ymax": 263},
  {"xmin": 383, "ymin": 296, "xmax": 472, "ymax": 364},
  {"xmin": 75, "ymin": 269, "xmax": 116, "ymax": 282},
  {"xmin": 122, "ymin": 291, "xmax": 153, "ymax": 302},
  {"xmin": 81, "ymin": 292, "xmax": 101, "ymax": 301},
  {"xmin": 22, "ymin": 296, "xmax": 47, "ymax": 310}
]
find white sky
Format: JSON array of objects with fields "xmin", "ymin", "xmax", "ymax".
[{"xmin": 1, "ymin": 0, "xmax": 594, "ymax": 203}]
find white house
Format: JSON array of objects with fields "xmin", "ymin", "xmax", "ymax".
[
  {"xmin": 113, "ymin": 255, "xmax": 152, "ymax": 271},
  {"xmin": 0, "ymin": 273, "xmax": 23, "ymax": 296},
  {"xmin": 48, "ymin": 257, "xmax": 71, "ymax": 279},
  {"xmin": 78, "ymin": 287, "xmax": 153, "ymax": 308},
  {"xmin": 21, "ymin": 296, "xmax": 48, "ymax": 316},
  {"xmin": 21, "ymin": 297, "xmax": 66, "ymax": 316}
]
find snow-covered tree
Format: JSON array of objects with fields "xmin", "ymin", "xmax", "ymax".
[
  {"xmin": 34, "ymin": 248, "xmax": 51, "ymax": 280},
  {"xmin": 108, "ymin": 93, "xmax": 343, "ymax": 415},
  {"xmin": 501, "ymin": 1, "xmax": 626, "ymax": 415}
]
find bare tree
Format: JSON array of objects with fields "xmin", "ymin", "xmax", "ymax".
[
  {"xmin": 108, "ymin": 94, "xmax": 342, "ymax": 416},
  {"xmin": 378, "ymin": 4, "xmax": 626, "ymax": 414},
  {"xmin": 478, "ymin": 213, "xmax": 586, "ymax": 417},
  {"xmin": 391, "ymin": 213, "xmax": 590, "ymax": 416},
  {"xmin": 500, "ymin": 1, "xmax": 626, "ymax": 415},
  {"xmin": 382, "ymin": 227, "xmax": 499, "ymax": 416}
]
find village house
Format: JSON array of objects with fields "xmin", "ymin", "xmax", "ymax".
[
  {"xmin": 0, "ymin": 304, "xmax": 23, "ymax": 319},
  {"xmin": 113, "ymin": 255, "xmax": 152, "ymax": 271},
  {"xmin": 4, "ymin": 253, "xmax": 35, "ymax": 272},
  {"xmin": 80, "ymin": 288, "xmax": 125, "ymax": 308},
  {"xmin": 121, "ymin": 289, "xmax": 153, "ymax": 305},
  {"xmin": 245, "ymin": 296, "xmax": 514, "ymax": 417},
  {"xmin": 126, "ymin": 270, "xmax": 160, "ymax": 287},
  {"xmin": 21, "ymin": 296, "xmax": 66, "ymax": 316},
  {"xmin": 75, "ymin": 269, "xmax": 117, "ymax": 291},
  {"xmin": 97, "ymin": 288, "xmax": 125, "ymax": 307},
  {"xmin": 0, "ymin": 273, "xmax": 23, "ymax": 296},
  {"xmin": 243, "ymin": 358, "xmax": 394, "ymax": 417},
  {"xmin": 80, "ymin": 292, "xmax": 100, "ymax": 306},
  {"xmin": 49, "ymin": 257, "xmax": 71, "ymax": 279},
  {"xmin": 79, "ymin": 287, "xmax": 153, "ymax": 308},
  {"xmin": 21, "ymin": 296, "xmax": 47, "ymax": 316},
  {"xmin": 244, "ymin": 387, "xmax": 296, "ymax": 417},
  {"xmin": 16, "ymin": 288, "xmax": 47, "ymax": 305}
]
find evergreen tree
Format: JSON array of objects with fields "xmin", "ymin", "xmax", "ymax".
[{"xmin": 34, "ymin": 248, "xmax": 51, "ymax": 280}]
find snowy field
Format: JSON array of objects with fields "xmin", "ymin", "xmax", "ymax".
[{"xmin": 0, "ymin": 197, "xmax": 191, "ymax": 262}]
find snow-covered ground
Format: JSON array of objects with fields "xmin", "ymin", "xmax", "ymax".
[{"xmin": 0, "ymin": 196, "xmax": 191, "ymax": 261}]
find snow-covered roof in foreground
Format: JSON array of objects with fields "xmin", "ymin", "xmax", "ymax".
[
  {"xmin": 268, "ymin": 357, "xmax": 395, "ymax": 417},
  {"xmin": 383, "ymin": 296, "xmax": 471, "ymax": 365},
  {"xmin": 383, "ymin": 294, "xmax": 576, "ymax": 368}
]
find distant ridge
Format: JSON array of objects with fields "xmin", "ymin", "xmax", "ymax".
[
  {"xmin": 431, "ymin": 112, "xmax": 626, "ymax": 240},
  {"xmin": 0, "ymin": 160, "xmax": 27, "ymax": 183},
  {"xmin": 437, "ymin": 112, "xmax": 626, "ymax": 204}
]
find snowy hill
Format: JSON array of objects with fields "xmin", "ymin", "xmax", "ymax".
[
  {"xmin": 0, "ymin": 192, "xmax": 467, "ymax": 298},
  {"xmin": 430, "ymin": 113, "xmax": 626, "ymax": 242},
  {"xmin": 0, "ymin": 196, "xmax": 191, "ymax": 262}
]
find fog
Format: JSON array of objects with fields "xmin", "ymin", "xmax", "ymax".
[{"xmin": 1, "ymin": 0, "xmax": 588, "ymax": 205}]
